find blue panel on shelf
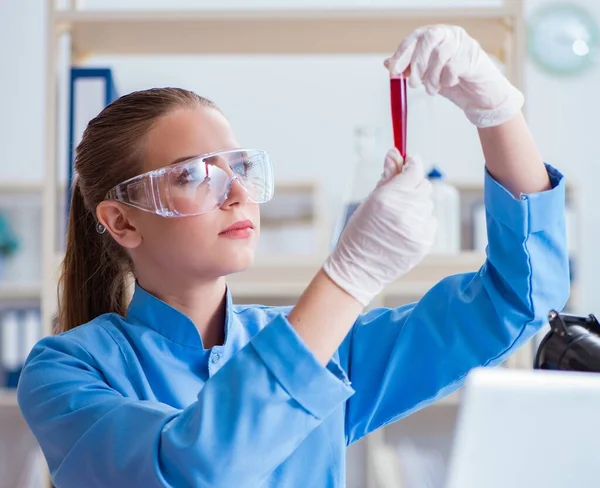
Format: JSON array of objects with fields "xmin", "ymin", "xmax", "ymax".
[{"xmin": 66, "ymin": 68, "xmax": 120, "ymax": 217}]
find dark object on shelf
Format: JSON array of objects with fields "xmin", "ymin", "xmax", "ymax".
[
  {"xmin": 534, "ymin": 310, "xmax": 600, "ymax": 372},
  {"xmin": 4, "ymin": 367, "xmax": 21, "ymax": 389}
]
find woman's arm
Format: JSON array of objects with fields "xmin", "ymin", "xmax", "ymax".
[
  {"xmin": 340, "ymin": 25, "xmax": 571, "ymax": 443},
  {"xmin": 479, "ymin": 113, "xmax": 551, "ymax": 196},
  {"xmin": 288, "ymin": 270, "xmax": 363, "ymax": 364},
  {"xmin": 341, "ymin": 164, "xmax": 569, "ymax": 444}
]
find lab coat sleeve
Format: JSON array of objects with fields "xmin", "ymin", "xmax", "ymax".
[
  {"xmin": 340, "ymin": 164, "xmax": 569, "ymax": 444},
  {"xmin": 17, "ymin": 316, "xmax": 354, "ymax": 488}
]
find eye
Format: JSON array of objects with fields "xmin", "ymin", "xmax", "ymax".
[
  {"xmin": 233, "ymin": 159, "xmax": 255, "ymax": 176},
  {"xmin": 243, "ymin": 159, "xmax": 255, "ymax": 172},
  {"xmin": 175, "ymin": 169, "xmax": 191, "ymax": 185},
  {"xmin": 176, "ymin": 167, "xmax": 203, "ymax": 185}
]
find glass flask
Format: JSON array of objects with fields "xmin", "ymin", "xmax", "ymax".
[{"xmin": 331, "ymin": 126, "xmax": 383, "ymax": 247}]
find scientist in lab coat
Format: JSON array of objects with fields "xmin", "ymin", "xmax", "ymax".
[{"xmin": 17, "ymin": 25, "xmax": 568, "ymax": 488}]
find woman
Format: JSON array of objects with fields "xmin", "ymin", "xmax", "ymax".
[{"xmin": 18, "ymin": 25, "xmax": 568, "ymax": 487}]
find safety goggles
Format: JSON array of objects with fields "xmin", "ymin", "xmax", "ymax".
[{"xmin": 105, "ymin": 148, "xmax": 274, "ymax": 217}]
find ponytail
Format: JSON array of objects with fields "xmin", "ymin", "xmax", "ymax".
[{"xmin": 56, "ymin": 182, "xmax": 130, "ymax": 334}]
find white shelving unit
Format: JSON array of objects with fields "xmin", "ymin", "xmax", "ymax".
[
  {"xmin": 38, "ymin": 1, "xmax": 528, "ymax": 487},
  {"xmin": 42, "ymin": 0, "xmax": 526, "ymax": 333}
]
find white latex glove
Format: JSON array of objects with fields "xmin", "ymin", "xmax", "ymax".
[
  {"xmin": 385, "ymin": 25, "xmax": 524, "ymax": 128},
  {"xmin": 323, "ymin": 150, "xmax": 436, "ymax": 307}
]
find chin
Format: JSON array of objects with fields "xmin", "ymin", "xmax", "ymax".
[{"xmin": 220, "ymin": 247, "xmax": 256, "ymax": 276}]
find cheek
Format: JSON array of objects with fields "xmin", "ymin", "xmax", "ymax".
[
  {"xmin": 138, "ymin": 213, "xmax": 219, "ymax": 257},
  {"xmin": 170, "ymin": 185, "xmax": 218, "ymax": 215},
  {"xmin": 135, "ymin": 204, "xmax": 260, "ymax": 272},
  {"xmin": 247, "ymin": 203, "xmax": 261, "ymax": 233}
]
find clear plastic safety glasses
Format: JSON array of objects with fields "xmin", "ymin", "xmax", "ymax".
[{"xmin": 105, "ymin": 148, "xmax": 274, "ymax": 217}]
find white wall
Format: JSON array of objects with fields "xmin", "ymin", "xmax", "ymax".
[
  {"xmin": 0, "ymin": 0, "xmax": 598, "ymax": 311},
  {"xmin": 0, "ymin": 0, "xmax": 45, "ymax": 183},
  {"xmin": 523, "ymin": 0, "xmax": 600, "ymax": 314}
]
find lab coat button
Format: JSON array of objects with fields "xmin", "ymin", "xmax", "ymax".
[{"xmin": 211, "ymin": 353, "xmax": 220, "ymax": 363}]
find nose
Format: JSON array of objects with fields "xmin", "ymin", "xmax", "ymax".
[{"xmin": 220, "ymin": 177, "xmax": 249, "ymax": 209}]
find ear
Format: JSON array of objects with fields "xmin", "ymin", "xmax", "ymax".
[{"xmin": 96, "ymin": 201, "xmax": 143, "ymax": 249}]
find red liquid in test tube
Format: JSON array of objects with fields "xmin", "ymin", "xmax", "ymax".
[{"xmin": 390, "ymin": 75, "xmax": 408, "ymax": 160}]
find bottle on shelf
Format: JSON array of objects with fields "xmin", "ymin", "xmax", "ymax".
[
  {"xmin": 0, "ymin": 308, "xmax": 42, "ymax": 389},
  {"xmin": 473, "ymin": 200, "xmax": 487, "ymax": 254},
  {"xmin": 1, "ymin": 310, "xmax": 21, "ymax": 388},
  {"xmin": 427, "ymin": 167, "xmax": 461, "ymax": 254},
  {"xmin": 22, "ymin": 309, "xmax": 41, "ymax": 362}
]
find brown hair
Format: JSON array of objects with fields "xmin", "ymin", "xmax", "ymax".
[{"xmin": 57, "ymin": 88, "xmax": 218, "ymax": 334}]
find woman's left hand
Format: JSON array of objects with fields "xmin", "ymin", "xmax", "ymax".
[{"xmin": 385, "ymin": 25, "xmax": 524, "ymax": 128}]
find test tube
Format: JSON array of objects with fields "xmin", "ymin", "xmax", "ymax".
[{"xmin": 389, "ymin": 74, "xmax": 408, "ymax": 160}]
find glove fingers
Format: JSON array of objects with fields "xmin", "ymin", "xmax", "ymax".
[
  {"xmin": 377, "ymin": 148, "xmax": 403, "ymax": 188},
  {"xmin": 409, "ymin": 27, "xmax": 446, "ymax": 90},
  {"xmin": 422, "ymin": 42, "xmax": 455, "ymax": 94},
  {"xmin": 440, "ymin": 63, "xmax": 461, "ymax": 88},
  {"xmin": 386, "ymin": 147, "xmax": 404, "ymax": 174},
  {"xmin": 385, "ymin": 27, "xmax": 427, "ymax": 76},
  {"xmin": 387, "ymin": 41, "xmax": 417, "ymax": 78},
  {"xmin": 394, "ymin": 155, "xmax": 426, "ymax": 188}
]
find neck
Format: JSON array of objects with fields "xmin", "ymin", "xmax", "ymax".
[{"xmin": 136, "ymin": 274, "xmax": 228, "ymax": 349}]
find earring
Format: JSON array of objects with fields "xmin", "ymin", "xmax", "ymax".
[{"xmin": 96, "ymin": 222, "xmax": 106, "ymax": 234}]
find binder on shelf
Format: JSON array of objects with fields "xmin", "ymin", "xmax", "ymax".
[
  {"xmin": 0, "ymin": 307, "xmax": 42, "ymax": 389},
  {"xmin": 67, "ymin": 68, "xmax": 119, "ymax": 213}
]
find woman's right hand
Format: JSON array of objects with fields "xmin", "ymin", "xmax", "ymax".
[{"xmin": 323, "ymin": 148, "xmax": 437, "ymax": 306}]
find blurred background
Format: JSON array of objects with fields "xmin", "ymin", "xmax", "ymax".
[{"xmin": 0, "ymin": 0, "xmax": 597, "ymax": 487}]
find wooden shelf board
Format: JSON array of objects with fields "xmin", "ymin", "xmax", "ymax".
[
  {"xmin": 54, "ymin": 8, "xmax": 515, "ymax": 58},
  {"xmin": 225, "ymin": 251, "xmax": 484, "ymax": 298},
  {"xmin": 260, "ymin": 214, "xmax": 315, "ymax": 227}
]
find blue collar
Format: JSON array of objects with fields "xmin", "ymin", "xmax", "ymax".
[{"xmin": 126, "ymin": 283, "xmax": 235, "ymax": 350}]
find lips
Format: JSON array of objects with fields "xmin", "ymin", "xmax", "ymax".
[{"xmin": 219, "ymin": 219, "xmax": 254, "ymax": 235}]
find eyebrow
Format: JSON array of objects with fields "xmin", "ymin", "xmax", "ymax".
[
  {"xmin": 167, "ymin": 148, "xmax": 245, "ymax": 167},
  {"xmin": 168, "ymin": 155, "xmax": 197, "ymax": 166}
]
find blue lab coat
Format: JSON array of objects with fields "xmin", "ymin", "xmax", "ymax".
[{"xmin": 17, "ymin": 165, "xmax": 569, "ymax": 488}]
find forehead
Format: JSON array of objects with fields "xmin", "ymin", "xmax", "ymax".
[{"xmin": 142, "ymin": 106, "xmax": 239, "ymax": 172}]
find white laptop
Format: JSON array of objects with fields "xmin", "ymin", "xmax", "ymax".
[{"xmin": 445, "ymin": 367, "xmax": 600, "ymax": 488}]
